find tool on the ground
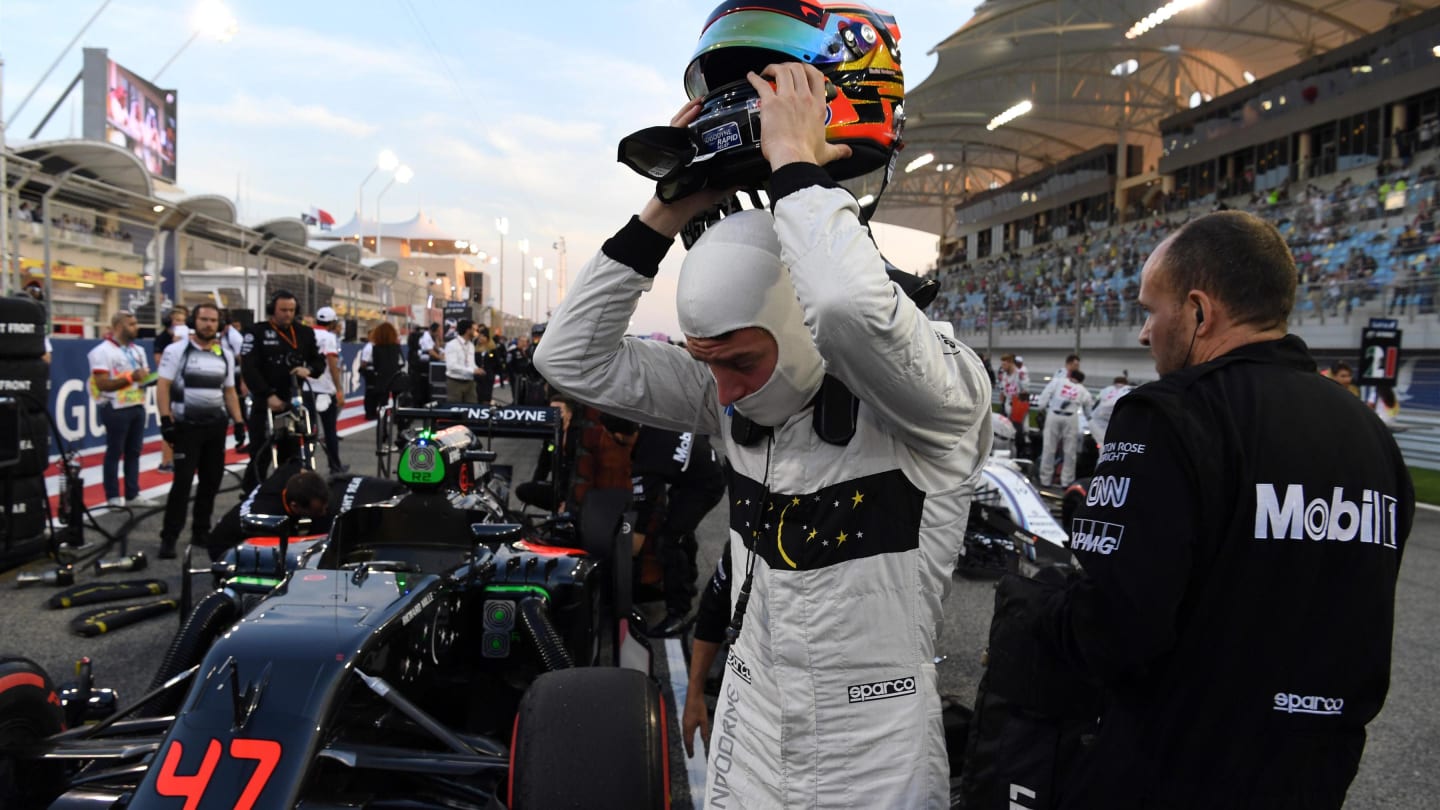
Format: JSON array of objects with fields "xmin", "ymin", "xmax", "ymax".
[
  {"xmin": 47, "ymin": 578, "xmax": 168, "ymax": 609},
  {"xmin": 16, "ymin": 565, "xmax": 75, "ymax": 588},
  {"xmin": 69, "ymin": 599, "xmax": 178, "ymax": 637},
  {"xmin": 94, "ymin": 551, "xmax": 147, "ymax": 575}
]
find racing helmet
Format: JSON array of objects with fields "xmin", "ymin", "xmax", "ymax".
[{"xmin": 685, "ymin": 0, "xmax": 904, "ymax": 183}]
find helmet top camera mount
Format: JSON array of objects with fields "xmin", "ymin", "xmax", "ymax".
[{"xmin": 618, "ymin": 0, "xmax": 904, "ymax": 204}]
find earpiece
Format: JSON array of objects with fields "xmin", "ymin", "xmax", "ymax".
[{"xmin": 1196, "ymin": 304, "xmax": 1205, "ymax": 325}]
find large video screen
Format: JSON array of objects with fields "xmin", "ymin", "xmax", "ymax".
[{"xmin": 104, "ymin": 59, "xmax": 177, "ymax": 182}]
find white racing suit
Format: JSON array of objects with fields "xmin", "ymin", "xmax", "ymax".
[{"xmin": 536, "ymin": 178, "xmax": 992, "ymax": 808}]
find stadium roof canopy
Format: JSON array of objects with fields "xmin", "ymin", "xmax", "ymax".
[{"xmin": 857, "ymin": 0, "xmax": 1436, "ymax": 235}]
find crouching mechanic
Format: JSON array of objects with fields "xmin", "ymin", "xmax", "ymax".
[
  {"xmin": 536, "ymin": 64, "xmax": 992, "ymax": 807},
  {"xmin": 206, "ymin": 460, "xmax": 407, "ymax": 562}
]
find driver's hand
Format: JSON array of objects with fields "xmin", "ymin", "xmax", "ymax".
[
  {"xmin": 636, "ymin": 99, "xmax": 740, "ymax": 239},
  {"xmin": 291, "ymin": 367, "xmax": 312, "ymax": 379},
  {"xmin": 746, "ymin": 62, "xmax": 851, "ymax": 171},
  {"xmin": 268, "ymin": 394, "xmax": 286, "ymax": 413},
  {"xmin": 682, "ymin": 689, "xmax": 711, "ymax": 758}
]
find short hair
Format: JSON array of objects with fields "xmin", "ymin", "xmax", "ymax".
[
  {"xmin": 269, "ymin": 290, "xmax": 297, "ymax": 315},
  {"xmin": 192, "ymin": 302, "xmax": 221, "ymax": 322},
  {"xmin": 1000, "ymin": 353, "xmax": 1015, "ymax": 363},
  {"xmin": 110, "ymin": 309, "xmax": 135, "ymax": 327},
  {"xmin": 455, "ymin": 319, "xmax": 473, "ymax": 336},
  {"xmin": 1160, "ymin": 210, "xmax": 1297, "ymax": 329},
  {"xmin": 283, "ymin": 471, "xmax": 329, "ymax": 510},
  {"xmin": 1069, "ymin": 369, "xmax": 1086, "ymax": 383},
  {"xmin": 1065, "ymin": 354, "xmax": 1080, "ymax": 365},
  {"xmin": 429, "ymin": 322, "xmax": 440, "ymax": 331},
  {"xmin": 1333, "ymin": 361, "xmax": 1353, "ymax": 375}
]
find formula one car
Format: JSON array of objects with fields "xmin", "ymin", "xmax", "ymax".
[
  {"xmin": 0, "ymin": 404, "xmax": 668, "ymax": 810},
  {"xmin": 957, "ymin": 418, "xmax": 1075, "ymax": 579}
]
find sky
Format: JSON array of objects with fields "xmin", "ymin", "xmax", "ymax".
[{"xmin": 1, "ymin": 0, "xmax": 979, "ymax": 336}]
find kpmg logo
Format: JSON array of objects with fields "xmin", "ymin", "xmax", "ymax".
[
  {"xmin": 1070, "ymin": 519, "xmax": 1124, "ymax": 554},
  {"xmin": 1254, "ymin": 484, "xmax": 1398, "ymax": 548},
  {"xmin": 1274, "ymin": 692, "xmax": 1344, "ymax": 716},
  {"xmin": 1085, "ymin": 476, "xmax": 1131, "ymax": 507}
]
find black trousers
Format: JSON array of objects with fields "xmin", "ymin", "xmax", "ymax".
[
  {"xmin": 161, "ymin": 421, "xmax": 229, "ymax": 548},
  {"xmin": 476, "ymin": 372, "xmax": 495, "ymax": 404},
  {"xmin": 655, "ymin": 481, "xmax": 724, "ymax": 615},
  {"xmin": 318, "ymin": 396, "xmax": 342, "ymax": 469}
]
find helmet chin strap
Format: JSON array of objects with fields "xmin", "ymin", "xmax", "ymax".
[{"xmin": 857, "ymin": 142, "xmax": 901, "ymax": 225}]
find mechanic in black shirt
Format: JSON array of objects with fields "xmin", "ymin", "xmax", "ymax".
[
  {"xmin": 206, "ymin": 460, "xmax": 408, "ymax": 561},
  {"xmin": 515, "ymin": 395, "xmax": 578, "ymax": 512},
  {"xmin": 240, "ymin": 290, "xmax": 325, "ymax": 466},
  {"xmin": 623, "ymin": 423, "xmax": 725, "ymax": 636},
  {"xmin": 996, "ymin": 211, "xmax": 1414, "ymax": 808}
]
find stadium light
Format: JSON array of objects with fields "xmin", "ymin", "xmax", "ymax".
[
  {"xmin": 1111, "ymin": 59, "xmax": 1139, "ymax": 77},
  {"xmin": 374, "ymin": 165, "xmax": 413, "ymax": 258},
  {"xmin": 905, "ymin": 153, "xmax": 935, "ymax": 173},
  {"xmin": 357, "ymin": 149, "xmax": 401, "ymax": 243},
  {"xmin": 1125, "ymin": 0, "xmax": 1204, "ymax": 40},
  {"xmin": 987, "ymin": 100, "xmax": 1033, "ymax": 131},
  {"xmin": 154, "ymin": 0, "xmax": 238, "ymax": 80}
]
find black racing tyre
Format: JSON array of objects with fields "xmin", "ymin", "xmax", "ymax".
[
  {"xmin": 141, "ymin": 590, "xmax": 239, "ymax": 717},
  {"xmin": 0, "ymin": 358, "xmax": 50, "ymax": 410},
  {"xmin": 510, "ymin": 668, "xmax": 667, "ymax": 810},
  {"xmin": 0, "ymin": 656, "xmax": 66, "ymax": 808},
  {"xmin": 0, "ymin": 298, "xmax": 47, "ymax": 360},
  {"xmin": 2, "ymin": 409, "xmax": 52, "ymax": 479},
  {"xmin": 0, "ymin": 476, "xmax": 48, "ymax": 549}
]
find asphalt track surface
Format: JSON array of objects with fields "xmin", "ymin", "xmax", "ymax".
[{"xmin": 1, "ymin": 393, "xmax": 1437, "ymax": 808}]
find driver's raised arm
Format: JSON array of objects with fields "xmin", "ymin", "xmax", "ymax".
[
  {"xmin": 748, "ymin": 64, "xmax": 992, "ymax": 457},
  {"xmin": 536, "ymin": 100, "xmax": 732, "ymax": 436}
]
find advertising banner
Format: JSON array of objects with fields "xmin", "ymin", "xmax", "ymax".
[
  {"xmin": 43, "ymin": 339, "xmax": 371, "ymax": 456},
  {"xmin": 1359, "ymin": 318, "xmax": 1402, "ymax": 386}
]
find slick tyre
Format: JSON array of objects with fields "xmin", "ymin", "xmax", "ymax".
[
  {"xmin": 141, "ymin": 590, "xmax": 239, "ymax": 717},
  {"xmin": 4, "ymin": 409, "xmax": 53, "ymax": 478},
  {"xmin": 0, "ymin": 476, "xmax": 48, "ymax": 549},
  {"xmin": 0, "ymin": 656, "xmax": 66, "ymax": 808},
  {"xmin": 0, "ymin": 298, "xmax": 47, "ymax": 360},
  {"xmin": 0, "ymin": 358, "xmax": 50, "ymax": 410},
  {"xmin": 510, "ymin": 668, "xmax": 667, "ymax": 810}
]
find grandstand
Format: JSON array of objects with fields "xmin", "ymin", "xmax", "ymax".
[{"xmin": 847, "ymin": 0, "xmax": 1440, "ymax": 433}]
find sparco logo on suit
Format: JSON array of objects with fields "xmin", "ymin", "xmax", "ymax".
[{"xmin": 1253, "ymin": 483, "xmax": 1398, "ymax": 548}]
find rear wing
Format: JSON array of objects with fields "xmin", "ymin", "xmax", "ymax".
[{"xmin": 393, "ymin": 404, "xmax": 561, "ymax": 442}]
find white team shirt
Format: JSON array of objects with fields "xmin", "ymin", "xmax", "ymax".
[
  {"xmin": 87, "ymin": 339, "xmax": 149, "ymax": 408},
  {"xmin": 445, "ymin": 336, "xmax": 476, "ymax": 379},
  {"xmin": 311, "ymin": 328, "xmax": 339, "ymax": 395}
]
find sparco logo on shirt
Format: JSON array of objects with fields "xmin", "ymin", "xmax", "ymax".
[
  {"xmin": 1085, "ymin": 476, "xmax": 1131, "ymax": 507},
  {"xmin": 1274, "ymin": 691, "xmax": 1345, "ymax": 716},
  {"xmin": 1070, "ymin": 518, "xmax": 1124, "ymax": 554},
  {"xmin": 1254, "ymin": 483, "xmax": 1398, "ymax": 549},
  {"xmin": 726, "ymin": 649, "xmax": 753, "ymax": 684},
  {"xmin": 848, "ymin": 677, "xmax": 916, "ymax": 703}
]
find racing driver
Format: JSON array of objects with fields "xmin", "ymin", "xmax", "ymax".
[{"xmin": 536, "ymin": 63, "xmax": 992, "ymax": 807}]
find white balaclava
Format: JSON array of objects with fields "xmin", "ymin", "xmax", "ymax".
[{"xmin": 677, "ymin": 209, "xmax": 824, "ymax": 427}]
